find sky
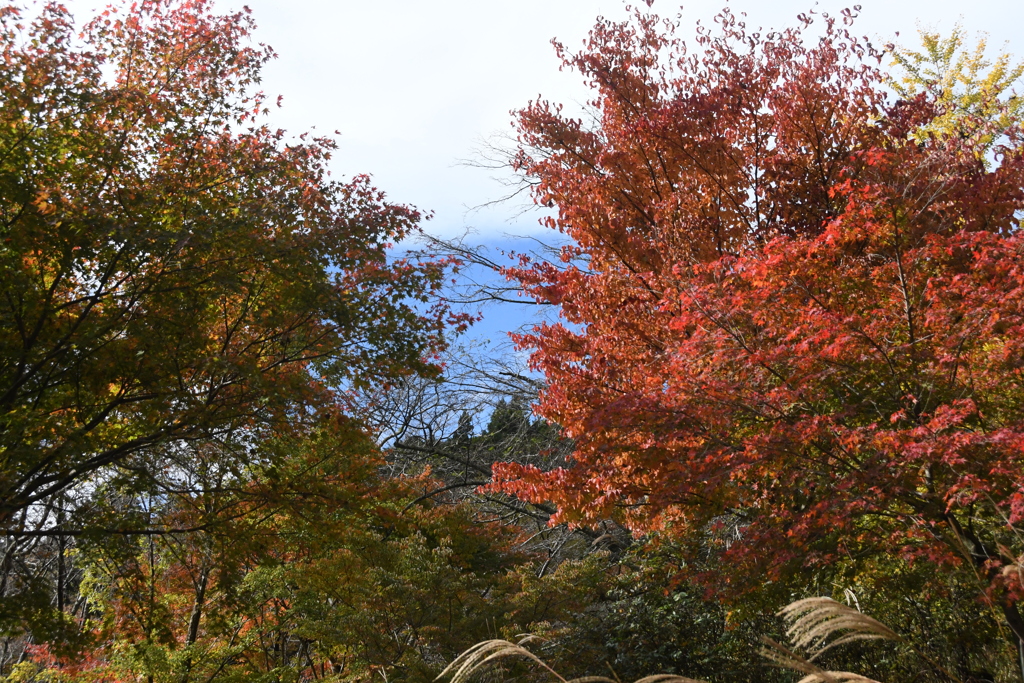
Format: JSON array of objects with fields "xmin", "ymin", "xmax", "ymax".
[
  {"xmin": 62, "ymin": 0, "xmax": 1024, "ymax": 342},
  {"xmin": 64, "ymin": 0, "xmax": 1024, "ymax": 238},
  {"xmin": 226, "ymin": 0, "xmax": 1024, "ymax": 239}
]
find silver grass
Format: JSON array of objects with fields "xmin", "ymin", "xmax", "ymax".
[
  {"xmin": 633, "ymin": 676, "xmax": 707, "ymax": 683},
  {"xmin": 435, "ymin": 639, "xmax": 706, "ymax": 683},
  {"xmin": 437, "ymin": 639, "xmax": 566, "ymax": 683},
  {"xmin": 780, "ymin": 597, "xmax": 902, "ymax": 661},
  {"xmin": 760, "ymin": 637, "xmax": 884, "ymax": 683},
  {"xmin": 438, "ymin": 596, "xmax": 907, "ymax": 683}
]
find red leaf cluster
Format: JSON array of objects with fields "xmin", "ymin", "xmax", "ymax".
[{"xmin": 493, "ymin": 6, "xmax": 1024, "ymax": 622}]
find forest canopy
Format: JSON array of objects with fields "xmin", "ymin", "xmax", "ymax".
[{"xmin": 1, "ymin": 1, "xmax": 1024, "ymax": 683}]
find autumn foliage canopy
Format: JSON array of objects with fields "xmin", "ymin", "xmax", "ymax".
[
  {"xmin": 6, "ymin": 0, "xmax": 1024, "ymax": 679},
  {"xmin": 493, "ymin": 5, "xmax": 1024, "ymax": 636},
  {"xmin": 0, "ymin": 0, "xmax": 455, "ymax": 528},
  {"xmin": 0, "ymin": 0, "xmax": 463, "ymax": 667}
]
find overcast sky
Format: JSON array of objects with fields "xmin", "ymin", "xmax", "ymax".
[
  {"xmin": 63, "ymin": 0, "xmax": 1024, "ymax": 238},
  {"xmin": 230, "ymin": 0, "xmax": 1024, "ymax": 239}
]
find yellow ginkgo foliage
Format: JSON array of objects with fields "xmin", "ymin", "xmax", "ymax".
[{"xmin": 889, "ymin": 25, "xmax": 1024, "ymax": 151}]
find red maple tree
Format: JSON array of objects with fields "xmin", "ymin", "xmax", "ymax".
[{"xmin": 493, "ymin": 5, "xmax": 1024, "ymax": 649}]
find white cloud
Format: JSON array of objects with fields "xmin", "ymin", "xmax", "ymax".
[{"xmin": 64, "ymin": 0, "xmax": 1024, "ymax": 237}]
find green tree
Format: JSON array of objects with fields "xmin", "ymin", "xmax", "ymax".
[
  {"xmin": 0, "ymin": 0, "xmax": 457, "ymax": 652},
  {"xmin": 21, "ymin": 417, "xmax": 534, "ymax": 683}
]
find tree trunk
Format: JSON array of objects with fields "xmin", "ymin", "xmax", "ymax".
[
  {"xmin": 180, "ymin": 565, "xmax": 210, "ymax": 683},
  {"xmin": 1001, "ymin": 602, "xmax": 1024, "ymax": 683}
]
